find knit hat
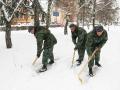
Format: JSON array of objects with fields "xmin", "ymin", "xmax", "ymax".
[
  {"xmin": 94, "ymin": 25, "xmax": 103, "ymax": 32},
  {"xmin": 69, "ymin": 24, "xmax": 76, "ymax": 28}
]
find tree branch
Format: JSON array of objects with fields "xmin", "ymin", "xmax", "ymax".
[{"xmin": 1, "ymin": 0, "xmax": 24, "ymax": 22}]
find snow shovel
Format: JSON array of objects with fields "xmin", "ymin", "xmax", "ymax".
[
  {"xmin": 32, "ymin": 57, "xmax": 38, "ymax": 65},
  {"xmin": 32, "ymin": 49, "xmax": 43, "ymax": 65},
  {"xmin": 71, "ymin": 50, "xmax": 76, "ymax": 68},
  {"xmin": 78, "ymin": 48, "xmax": 98, "ymax": 84}
]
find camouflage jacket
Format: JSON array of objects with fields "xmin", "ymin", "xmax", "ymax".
[
  {"xmin": 71, "ymin": 27, "xmax": 87, "ymax": 48},
  {"xmin": 34, "ymin": 26, "xmax": 57, "ymax": 57},
  {"xmin": 86, "ymin": 29, "xmax": 108, "ymax": 55}
]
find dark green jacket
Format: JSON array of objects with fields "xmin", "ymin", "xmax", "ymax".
[
  {"xmin": 71, "ymin": 27, "xmax": 87, "ymax": 48},
  {"xmin": 86, "ymin": 29, "xmax": 108, "ymax": 55},
  {"xmin": 44, "ymin": 32, "xmax": 57, "ymax": 49},
  {"xmin": 34, "ymin": 26, "xmax": 57, "ymax": 57}
]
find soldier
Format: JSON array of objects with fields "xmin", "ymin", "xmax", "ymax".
[
  {"xmin": 69, "ymin": 24, "xmax": 87, "ymax": 66},
  {"xmin": 28, "ymin": 26, "xmax": 57, "ymax": 72},
  {"xmin": 86, "ymin": 25, "xmax": 108, "ymax": 76}
]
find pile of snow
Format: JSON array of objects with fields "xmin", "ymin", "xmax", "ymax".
[{"xmin": 0, "ymin": 26, "xmax": 120, "ymax": 90}]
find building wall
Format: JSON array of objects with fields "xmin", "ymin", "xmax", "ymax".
[
  {"xmin": 51, "ymin": 6, "xmax": 77, "ymax": 26},
  {"xmin": 51, "ymin": 7, "xmax": 66, "ymax": 26}
]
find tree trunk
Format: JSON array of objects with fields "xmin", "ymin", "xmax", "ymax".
[
  {"xmin": 41, "ymin": 13, "xmax": 45, "ymax": 23},
  {"xmin": 77, "ymin": 14, "xmax": 80, "ymax": 26},
  {"xmin": 82, "ymin": 6, "xmax": 85, "ymax": 27},
  {"xmin": 33, "ymin": 0, "xmax": 40, "ymax": 30},
  {"xmin": 5, "ymin": 21, "xmax": 12, "ymax": 48},
  {"xmin": 64, "ymin": 19, "xmax": 68, "ymax": 35},
  {"xmin": 46, "ymin": 0, "xmax": 53, "ymax": 30},
  {"xmin": 92, "ymin": 0, "xmax": 96, "ymax": 29}
]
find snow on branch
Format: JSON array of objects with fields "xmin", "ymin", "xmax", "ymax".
[
  {"xmin": 8, "ymin": 0, "xmax": 24, "ymax": 22},
  {"xmin": 77, "ymin": 0, "xmax": 92, "ymax": 15},
  {"xmin": 0, "ymin": 0, "xmax": 13, "ymax": 9},
  {"xmin": 1, "ymin": 4, "xmax": 9, "ymax": 21},
  {"xmin": 95, "ymin": 0, "xmax": 113, "ymax": 14},
  {"xmin": 0, "ymin": 0, "xmax": 7, "ymax": 6},
  {"xmin": 79, "ymin": 0, "xmax": 92, "ymax": 9},
  {"xmin": 0, "ymin": 0, "xmax": 24, "ymax": 22},
  {"xmin": 38, "ymin": 0, "xmax": 44, "ymax": 9}
]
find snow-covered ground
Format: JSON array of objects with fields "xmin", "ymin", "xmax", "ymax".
[{"xmin": 0, "ymin": 25, "xmax": 120, "ymax": 90}]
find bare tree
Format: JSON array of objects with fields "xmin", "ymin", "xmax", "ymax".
[
  {"xmin": 0, "ymin": 0, "xmax": 23, "ymax": 48},
  {"xmin": 54, "ymin": 0, "xmax": 118, "ymax": 27},
  {"xmin": 0, "ymin": 0, "xmax": 46, "ymax": 49},
  {"xmin": 96, "ymin": 0, "xmax": 118, "ymax": 25}
]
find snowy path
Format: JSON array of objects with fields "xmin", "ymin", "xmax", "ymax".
[{"xmin": 0, "ymin": 26, "xmax": 120, "ymax": 90}]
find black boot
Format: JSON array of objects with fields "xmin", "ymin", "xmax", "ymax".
[
  {"xmin": 39, "ymin": 65, "xmax": 47, "ymax": 72},
  {"xmin": 48, "ymin": 60, "xmax": 54, "ymax": 65},
  {"xmin": 76, "ymin": 59, "xmax": 82, "ymax": 66},
  {"xmin": 89, "ymin": 68, "xmax": 94, "ymax": 77},
  {"xmin": 95, "ymin": 62, "xmax": 102, "ymax": 67}
]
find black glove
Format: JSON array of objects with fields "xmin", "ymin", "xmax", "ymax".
[
  {"xmin": 37, "ymin": 53, "xmax": 40, "ymax": 58},
  {"xmin": 36, "ymin": 49, "xmax": 43, "ymax": 58},
  {"xmin": 74, "ymin": 45, "xmax": 78, "ymax": 50},
  {"xmin": 95, "ymin": 47, "xmax": 100, "ymax": 51}
]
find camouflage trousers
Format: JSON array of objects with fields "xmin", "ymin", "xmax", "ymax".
[
  {"xmin": 77, "ymin": 47, "xmax": 86, "ymax": 62},
  {"xmin": 87, "ymin": 49, "xmax": 101, "ymax": 68},
  {"xmin": 42, "ymin": 47, "xmax": 54, "ymax": 65}
]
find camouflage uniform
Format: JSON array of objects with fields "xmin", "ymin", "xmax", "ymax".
[
  {"xmin": 71, "ymin": 27, "xmax": 87, "ymax": 63},
  {"xmin": 35, "ymin": 26, "xmax": 57, "ymax": 66},
  {"xmin": 86, "ymin": 28, "xmax": 108, "ymax": 69}
]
